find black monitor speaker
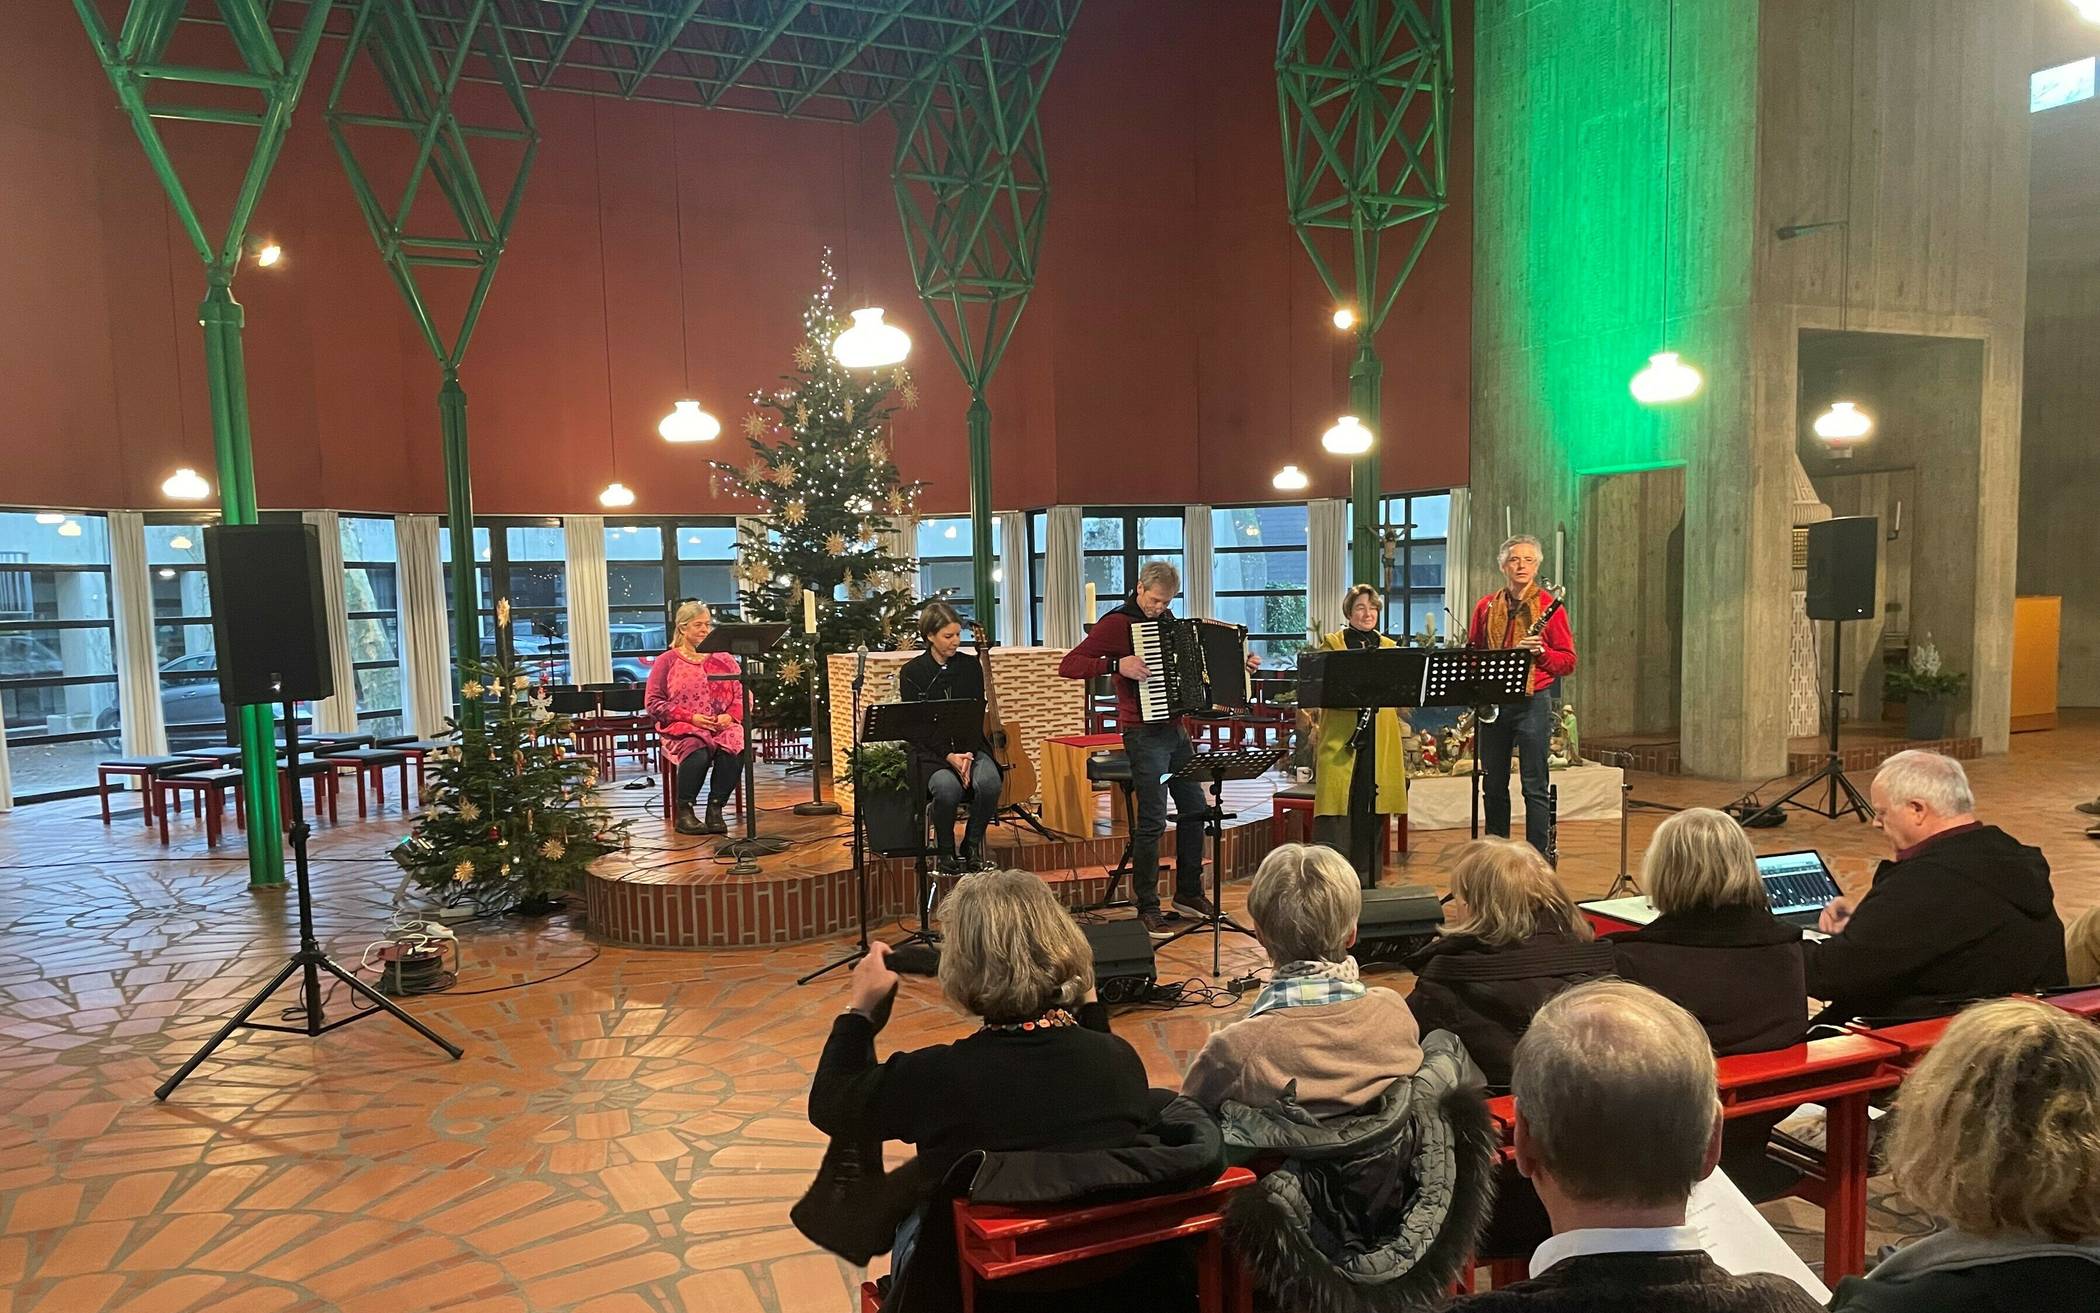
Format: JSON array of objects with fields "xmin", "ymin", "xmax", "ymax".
[
  {"xmin": 1355, "ymin": 885, "xmax": 1446, "ymax": 962},
  {"xmin": 1804, "ymin": 516, "xmax": 1878, "ymax": 622},
  {"xmin": 204, "ymin": 523, "xmax": 336, "ymax": 707},
  {"xmin": 1084, "ymin": 917, "xmax": 1158, "ymax": 1002}
]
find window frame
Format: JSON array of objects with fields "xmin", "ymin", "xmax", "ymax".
[
  {"xmin": 603, "ymin": 516, "xmax": 742, "ymax": 668},
  {"xmin": 0, "ymin": 509, "xmax": 118, "ymax": 803},
  {"xmin": 1077, "ymin": 506, "xmax": 1185, "ymax": 631},
  {"xmin": 338, "ymin": 514, "xmax": 404, "ymax": 737},
  {"xmin": 913, "ymin": 514, "xmax": 1001, "ymax": 625},
  {"xmin": 1377, "ymin": 491, "xmax": 1454, "ymax": 638},
  {"xmin": 1209, "ymin": 502, "xmax": 1311, "ymax": 665}
]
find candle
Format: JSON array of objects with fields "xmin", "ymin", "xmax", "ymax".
[
  {"xmin": 1427, "ymin": 613, "xmax": 1438, "ymax": 640},
  {"xmin": 1504, "ymin": 505, "xmax": 1513, "ymax": 539},
  {"xmin": 1892, "ymin": 501, "xmax": 1902, "ymax": 533},
  {"xmin": 1554, "ymin": 525, "xmax": 1564, "ymax": 584},
  {"xmin": 1084, "ymin": 581, "xmax": 1097, "ymax": 618},
  {"xmin": 802, "ymin": 588, "xmax": 817, "ymax": 634}
]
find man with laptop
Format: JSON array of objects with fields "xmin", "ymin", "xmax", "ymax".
[{"xmin": 1806, "ymin": 750, "xmax": 2066, "ymax": 1023}]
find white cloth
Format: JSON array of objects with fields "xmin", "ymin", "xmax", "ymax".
[
  {"xmin": 1182, "ymin": 504, "xmax": 1213, "ymax": 619},
  {"xmin": 997, "ymin": 509, "xmax": 1028, "ymax": 643},
  {"xmin": 1530, "ymin": 1225, "xmax": 1705, "ymax": 1280},
  {"xmin": 396, "ymin": 513, "xmax": 453, "ymax": 738},
  {"xmin": 1404, "ymin": 763, "xmax": 1623, "ymax": 831},
  {"xmin": 1307, "ymin": 498, "xmax": 1349, "ymax": 637},
  {"xmin": 563, "ymin": 514, "xmax": 613, "ymax": 686},
  {"xmin": 301, "ymin": 510, "xmax": 361, "ymax": 733},
  {"xmin": 1446, "ymin": 487, "xmax": 1471, "ymax": 636},
  {"xmin": 1043, "ymin": 505, "xmax": 1083, "ymax": 647},
  {"xmin": 108, "ymin": 510, "xmax": 169, "ymax": 757}
]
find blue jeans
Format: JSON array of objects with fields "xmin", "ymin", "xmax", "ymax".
[
  {"xmin": 928, "ymin": 750, "xmax": 1002, "ymax": 856},
  {"xmin": 1478, "ymin": 687, "xmax": 1554, "ymax": 853},
  {"xmin": 1123, "ymin": 722, "xmax": 1209, "ymax": 911}
]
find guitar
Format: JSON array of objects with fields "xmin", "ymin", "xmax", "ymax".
[{"xmin": 968, "ymin": 621, "xmax": 1038, "ymax": 808}]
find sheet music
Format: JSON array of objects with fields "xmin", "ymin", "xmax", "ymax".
[
  {"xmin": 1688, "ymin": 1168, "xmax": 1831, "ymax": 1301},
  {"xmin": 1578, "ymin": 895, "xmax": 1660, "ymax": 925}
]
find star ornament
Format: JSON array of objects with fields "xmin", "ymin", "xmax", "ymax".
[
  {"xmin": 901, "ymin": 382, "xmax": 920, "ymax": 411},
  {"xmin": 795, "ymin": 403, "xmax": 810, "ymax": 427},
  {"xmin": 792, "ymin": 342, "xmax": 818, "ymax": 371},
  {"xmin": 825, "ymin": 532, "xmax": 849, "ymax": 555},
  {"xmin": 785, "ymin": 499, "xmax": 807, "ymax": 525},
  {"xmin": 744, "ymin": 457, "xmax": 769, "ymax": 486},
  {"xmin": 742, "ymin": 412, "xmax": 769, "ymax": 440},
  {"xmin": 778, "ymin": 657, "xmax": 805, "ymax": 683},
  {"xmin": 772, "ymin": 461, "xmax": 798, "ymax": 486},
  {"xmin": 869, "ymin": 439, "xmax": 889, "ymax": 465}
]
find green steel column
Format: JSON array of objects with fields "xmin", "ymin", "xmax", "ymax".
[
  {"xmin": 1347, "ymin": 339, "xmax": 1384, "ymax": 587},
  {"xmin": 439, "ymin": 369, "xmax": 478, "ymax": 709},
  {"xmin": 200, "ymin": 280, "xmax": 286, "ymax": 887},
  {"xmin": 967, "ymin": 393, "xmax": 995, "ymax": 635}
]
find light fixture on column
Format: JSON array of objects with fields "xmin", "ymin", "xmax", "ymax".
[
  {"xmin": 832, "ymin": 307, "xmax": 910, "ymax": 368},
  {"xmin": 1631, "ymin": 0, "xmax": 1702, "ymax": 407},
  {"xmin": 1272, "ymin": 464, "xmax": 1310, "ymax": 491},
  {"xmin": 657, "ymin": 113, "xmax": 721, "ymax": 445},
  {"xmin": 1629, "ymin": 352, "xmax": 1704, "ymax": 405},
  {"xmin": 599, "ymin": 482, "xmax": 636, "ymax": 508},
  {"xmin": 1331, "ymin": 306, "xmax": 1357, "ymax": 331},
  {"xmin": 1321, "ymin": 415, "xmax": 1373, "ymax": 456},
  {"xmin": 162, "ymin": 467, "xmax": 211, "ymax": 500},
  {"xmin": 1812, "ymin": 400, "xmax": 1873, "ymax": 457}
]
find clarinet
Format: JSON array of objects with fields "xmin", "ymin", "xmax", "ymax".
[
  {"xmin": 1546, "ymin": 783, "xmax": 1560, "ymax": 868},
  {"xmin": 1476, "ymin": 584, "xmax": 1563, "ymax": 725}
]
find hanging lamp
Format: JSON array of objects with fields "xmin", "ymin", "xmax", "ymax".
[
  {"xmin": 162, "ymin": 467, "xmax": 211, "ymax": 500},
  {"xmin": 1272, "ymin": 464, "xmax": 1310, "ymax": 491},
  {"xmin": 1631, "ymin": 0, "xmax": 1702, "ymax": 406},
  {"xmin": 1321, "ymin": 415, "xmax": 1373, "ymax": 456},
  {"xmin": 658, "ymin": 113, "xmax": 720, "ymax": 444},
  {"xmin": 832, "ymin": 307, "xmax": 910, "ymax": 368}
]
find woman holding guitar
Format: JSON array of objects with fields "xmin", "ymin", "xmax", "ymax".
[{"xmin": 898, "ymin": 602, "xmax": 1003, "ymax": 873}]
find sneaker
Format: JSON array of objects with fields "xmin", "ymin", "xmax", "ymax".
[
  {"xmin": 1138, "ymin": 910, "xmax": 1172, "ymax": 940},
  {"xmin": 1173, "ymin": 893, "xmax": 1217, "ymax": 921}
]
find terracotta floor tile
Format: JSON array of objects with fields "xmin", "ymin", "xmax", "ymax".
[
  {"xmin": 35, "ymin": 1219, "xmax": 131, "ymax": 1279},
  {"xmin": 26, "ymin": 1274, "xmax": 126, "ymax": 1313},
  {"xmin": 683, "ymin": 1227, "xmax": 813, "ymax": 1273},
  {"xmin": 115, "ymin": 1214, "xmax": 234, "ymax": 1273},
  {"xmin": 191, "ymin": 1214, "xmax": 322, "ymax": 1274},
  {"xmin": 598, "ymin": 1162, "xmax": 680, "ymax": 1213},
  {"xmin": 107, "ymin": 1274, "xmax": 227, "ymax": 1313},
  {"xmin": 83, "ymin": 1172, "xmax": 175, "ymax": 1223},
  {"xmin": 769, "ymin": 1253, "xmax": 855, "ymax": 1313},
  {"xmin": 520, "ymin": 1251, "xmax": 680, "ymax": 1308},
  {"xmin": 3, "ymin": 1183, "xmax": 83, "ymax": 1235},
  {"xmin": 460, "ymin": 1199, "xmax": 607, "ymax": 1256},
  {"xmin": 676, "ymin": 1270, "xmax": 769, "ymax": 1313},
  {"xmin": 499, "ymin": 1221, "xmax": 650, "ymax": 1282},
  {"xmin": 247, "ymin": 1218, "xmax": 399, "ymax": 1283}
]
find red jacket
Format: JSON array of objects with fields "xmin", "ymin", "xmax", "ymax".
[
  {"xmin": 1058, "ymin": 603, "xmax": 1151, "ymax": 725},
  {"xmin": 1466, "ymin": 590, "xmax": 1577, "ymax": 695}
]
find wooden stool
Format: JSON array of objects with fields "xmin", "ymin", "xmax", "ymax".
[
  {"xmin": 97, "ymin": 756, "xmax": 210, "ymax": 827},
  {"xmin": 1270, "ymin": 783, "xmax": 1405, "ymax": 854},
  {"xmin": 277, "ymin": 760, "xmax": 339, "ymax": 826},
  {"xmin": 154, "ymin": 768, "xmax": 245, "ymax": 848},
  {"xmin": 317, "ymin": 748, "xmax": 412, "ymax": 818}
]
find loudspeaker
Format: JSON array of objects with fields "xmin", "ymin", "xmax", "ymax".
[
  {"xmin": 204, "ymin": 523, "xmax": 335, "ymax": 707},
  {"xmin": 1805, "ymin": 516, "xmax": 1878, "ymax": 622},
  {"xmin": 1355, "ymin": 885, "xmax": 1446, "ymax": 962},
  {"xmin": 1083, "ymin": 917, "xmax": 1157, "ymax": 1002}
]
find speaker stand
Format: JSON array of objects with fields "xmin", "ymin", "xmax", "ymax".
[{"xmin": 1740, "ymin": 620, "xmax": 1874, "ymax": 828}]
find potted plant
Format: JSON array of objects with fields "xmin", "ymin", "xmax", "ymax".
[
  {"xmin": 1883, "ymin": 636, "xmax": 1967, "ymax": 740},
  {"xmin": 847, "ymin": 741, "xmax": 919, "ymax": 855}
]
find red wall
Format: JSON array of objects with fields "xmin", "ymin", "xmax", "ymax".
[{"xmin": 0, "ymin": 0, "xmax": 1469, "ymax": 517}]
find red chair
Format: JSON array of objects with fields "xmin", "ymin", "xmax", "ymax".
[
  {"xmin": 2046, "ymin": 986, "xmax": 2100, "ymax": 1020},
  {"xmin": 153, "ymin": 768, "xmax": 245, "ymax": 848},
  {"xmin": 1270, "ymin": 785, "xmax": 1403, "ymax": 855},
  {"xmin": 951, "ymin": 1166, "xmax": 1257, "ymax": 1313}
]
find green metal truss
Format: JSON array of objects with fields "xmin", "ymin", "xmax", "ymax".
[
  {"xmin": 325, "ymin": 0, "xmax": 539, "ymax": 702},
  {"xmin": 891, "ymin": 0, "xmax": 1078, "ymax": 638},
  {"xmin": 70, "ymin": 0, "xmax": 344, "ymax": 889},
  {"xmin": 1278, "ymin": 0, "xmax": 1453, "ymax": 586}
]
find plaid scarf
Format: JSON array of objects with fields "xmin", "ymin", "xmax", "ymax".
[
  {"xmin": 1247, "ymin": 956, "xmax": 1365, "ymax": 1018},
  {"xmin": 1483, "ymin": 582, "xmax": 1543, "ymax": 650}
]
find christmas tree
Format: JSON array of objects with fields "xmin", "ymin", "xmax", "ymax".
[
  {"xmin": 397, "ymin": 607, "xmax": 629, "ymax": 913},
  {"xmin": 713, "ymin": 253, "xmax": 925, "ymax": 727}
]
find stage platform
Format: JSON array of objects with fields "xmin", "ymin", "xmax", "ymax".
[
  {"xmin": 1586, "ymin": 725, "xmax": 1982, "ymax": 777},
  {"xmin": 583, "ymin": 763, "xmax": 1292, "ymax": 950}
]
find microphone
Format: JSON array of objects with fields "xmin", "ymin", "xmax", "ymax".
[{"xmin": 854, "ymin": 641, "xmax": 868, "ymax": 687}]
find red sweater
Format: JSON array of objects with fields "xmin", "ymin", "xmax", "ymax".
[
  {"xmin": 1466, "ymin": 590, "xmax": 1577, "ymax": 695},
  {"xmin": 1058, "ymin": 604, "xmax": 1151, "ymax": 725}
]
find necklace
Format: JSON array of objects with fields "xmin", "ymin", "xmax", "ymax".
[{"xmin": 978, "ymin": 1008, "xmax": 1075, "ymax": 1034}]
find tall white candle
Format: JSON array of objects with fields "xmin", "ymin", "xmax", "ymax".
[
  {"xmin": 1554, "ymin": 526, "xmax": 1564, "ymax": 584},
  {"xmin": 802, "ymin": 588, "xmax": 817, "ymax": 634},
  {"xmin": 1504, "ymin": 505, "xmax": 1513, "ymax": 540},
  {"xmin": 1084, "ymin": 581, "xmax": 1097, "ymax": 619}
]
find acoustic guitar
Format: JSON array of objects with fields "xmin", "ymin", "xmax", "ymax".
[{"xmin": 968, "ymin": 621, "xmax": 1037, "ymax": 808}]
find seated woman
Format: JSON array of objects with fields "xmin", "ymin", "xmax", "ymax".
[
  {"xmin": 1405, "ymin": 838, "xmax": 1615, "ymax": 1091},
  {"xmin": 1608, "ymin": 806, "xmax": 1807, "ymax": 1055},
  {"xmin": 1182, "ymin": 843, "xmax": 1423, "ymax": 1116},
  {"xmin": 808, "ymin": 869, "xmax": 1152, "ymax": 1295},
  {"xmin": 898, "ymin": 602, "xmax": 1002, "ymax": 873},
  {"xmin": 643, "ymin": 600, "xmax": 744, "ymax": 835},
  {"xmin": 2067, "ymin": 904, "xmax": 2100, "ymax": 984},
  {"xmin": 1829, "ymin": 997, "xmax": 2100, "ymax": 1310}
]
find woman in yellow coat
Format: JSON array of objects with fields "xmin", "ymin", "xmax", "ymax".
[{"xmin": 1313, "ymin": 584, "xmax": 1409, "ymax": 888}]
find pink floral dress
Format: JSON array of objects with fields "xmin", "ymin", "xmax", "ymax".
[{"xmin": 645, "ymin": 648, "xmax": 746, "ymax": 766}]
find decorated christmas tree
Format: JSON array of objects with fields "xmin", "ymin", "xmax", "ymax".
[
  {"xmin": 396, "ymin": 606, "xmax": 629, "ymax": 913},
  {"xmin": 713, "ymin": 253, "xmax": 925, "ymax": 727}
]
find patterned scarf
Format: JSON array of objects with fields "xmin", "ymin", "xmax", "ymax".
[
  {"xmin": 1482, "ymin": 582, "xmax": 1543, "ymax": 651},
  {"xmin": 1247, "ymin": 956, "xmax": 1365, "ymax": 1017}
]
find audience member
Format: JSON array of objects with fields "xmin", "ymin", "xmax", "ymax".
[
  {"xmin": 1808, "ymin": 750, "xmax": 2065, "ymax": 1022},
  {"xmin": 1407, "ymin": 838, "xmax": 1615, "ymax": 1089},
  {"xmin": 1449, "ymin": 982, "xmax": 1823, "ymax": 1312},
  {"xmin": 1181, "ymin": 843, "xmax": 1422, "ymax": 1116},
  {"xmin": 2066, "ymin": 905, "xmax": 2100, "ymax": 985},
  {"xmin": 1828, "ymin": 998, "xmax": 2100, "ymax": 1310}
]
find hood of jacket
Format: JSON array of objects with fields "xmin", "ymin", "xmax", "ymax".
[
  {"xmin": 1410, "ymin": 931, "xmax": 1618, "ymax": 983},
  {"xmin": 1212, "ymin": 1032, "xmax": 1499, "ymax": 1313},
  {"xmin": 950, "ymin": 1092, "xmax": 1224, "ymax": 1205},
  {"xmin": 1883, "ymin": 825, "xmax": 2056, "ymax": 921},
  {"xmin": 1866, "ymin": 1227, "xmax": 2100, "ymax": 1284}
]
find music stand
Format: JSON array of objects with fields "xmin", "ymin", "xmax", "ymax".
[
  {"xmin": 1425, "ymin": 649, "xmax": 1534, "ymax": 840},
  {"xmin": 1157, "ymin": 746, "xmax": 1288, "ymax": 978},
  {"xmin": 698, "ymin": 623, "xmax": 792, "ymax": 872}
]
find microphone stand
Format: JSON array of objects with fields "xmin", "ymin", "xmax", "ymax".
[
  {"xmin": 799, "ymin": 645, "xmax": 871, "ymax": 984},
  {"xmin": 793, "ymin": 636, "xmax": 840, "ymax": 816}
]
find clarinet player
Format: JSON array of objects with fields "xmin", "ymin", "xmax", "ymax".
[{"xmin": 1466, "ymin": 534, "xmax": 1577, "ymax": 854}]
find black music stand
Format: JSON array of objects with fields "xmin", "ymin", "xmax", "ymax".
[
  {"xmin": 699, "ymin": 622, "xmax": 793, "ymax": 873},
  {"xmin": 1425, "ymin": 649, "xmax": 1534, "ymax": 840},
  {"xmin": 884, "ymin": 698, "xmax": 983, "ymax": 964},
  {"xmin": 1157, "ymin": 746, "xmax": 1288, "ymax": 978}
]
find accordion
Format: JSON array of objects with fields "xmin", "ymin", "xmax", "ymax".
[{"xmin": 1130, "ymin": 617, "xmax": 1251, "ymax": 723}]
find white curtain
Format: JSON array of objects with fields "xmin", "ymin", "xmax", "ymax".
[
  {"xmin": 397, "ymin": 514, "xmax": 453, "ymax": 738},
  {"xmin": 1182, "ymin": 504, "xmax": 1213, "ymax": 619},
  {"xmin": 1044, "ymin": 505, "xmax": 1083, "ymax": 647},
  {"xmin": 0, "ymin": 701, "xmax": 12, "ymax": 810},
  {"xmin": 997, "ymin": 509, "xmax": 1028, "ymax": 643},
  {"xmin": 300, "ymin": 510, "xmax": 361, "ymax": 733},
  {"xmin": 1445, "ymin": 487, "xmax": 1471, "ymax": 642},
  {"xmin": 1307, "ymin": 498, "xmax": 1349, "ymax": 639},
  {"xmin": 878, "ymin": 514, "xmax": 916, "ymax": 580},
  {"xmin": 563, "ymin": 515, "xmax": 613, "ymax": 685},
  {"xmin": 109, "ymin": 510, "xmax": 169, "ymax": 757}
]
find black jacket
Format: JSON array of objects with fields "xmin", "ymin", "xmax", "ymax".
[
  {"xmin": 1449, "ymin": 1250, "xmax": 1823, "ymax": 1312},
  {"xmin": 897, "ymin": 649, "xmax": 993, "ymax": 783},
  {"xmin": 1608, "ymin": 905, "xmax": 1808, "ymax": 1056},
  {"xmin": 1214, "ymin": 1031, "xmax": 1498, "ymax": 1313},
  {"xmin": 1804, "ymin": 825, "xmax": 2066, "ymax": 1023},
  {"xmin": 1405, "ymin": 931, "xmax": 1618, "ymax": 1090},
  {"xmin": 1827, "ymin": 1228, "xmax": 2100, "ymax": 1312}
]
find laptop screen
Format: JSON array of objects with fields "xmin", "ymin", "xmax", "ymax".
[{"xmin": 1755, "ymin": 851, "xmax": 1843, "ymax": 915}]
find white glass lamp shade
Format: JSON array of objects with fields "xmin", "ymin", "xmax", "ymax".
[
  {"xmin": 1812, "ymin": 400, "xmax": 1873, "ymax": 456},
  {"xmin": 58, "ymin": 520, "xmax": 82, "ymax": 537},
  {"xmin": 162, "ymin": 467, "xmax": 211, "ymax": 500},
  {"xmin": 1629, "ymin": 352, "xmax": 1704, "ymax": 405},
  {"xmin": 831, "ymin": 307, "xmax": 910, "ymax": 368},
  {"xmin": 599, "ymin": 482, "xmax": 636, "ymax": 508},
  {"xmin": 1321, "ymin": 415, "xmax": 1373, "ymax": 456},
  {"xmin": 1272, "ymin": 464, "xmax": 1310, "ymax": 491},
  {"xmin": 658, "ymin": 399, "xmax": 721, "ymax": 443}
]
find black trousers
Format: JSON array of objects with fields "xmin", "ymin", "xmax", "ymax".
[{"xmin": 675, "ymin": 744, "xmax": 744, "ymax": 808}]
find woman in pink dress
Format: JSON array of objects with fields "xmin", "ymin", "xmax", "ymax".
[{"xmin": 646, "ymin": 600, "xmax": 746, "ymax": 834}]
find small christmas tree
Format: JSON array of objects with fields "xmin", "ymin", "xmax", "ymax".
[
  {"xmin": 397, "ymin": 606, "xmax": 628, "ymax": 914},
  {"xmin": 713, "ymin": 252, "xmax": 925, "ymax": 727}
]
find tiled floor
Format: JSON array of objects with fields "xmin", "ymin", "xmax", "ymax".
[{"xmin": 1, "ymin": 716, "xmax": 2095, "ymax": 1312}]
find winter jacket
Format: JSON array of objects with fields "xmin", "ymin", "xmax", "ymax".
[
  {"xmin": 896, "ymin": 648, "xmax": 994, "ymax": 783},
  {"xmin": 1608, "ymin": 904, "xmax": 1809, "ymax": 1056},
  {"xmin": 1827, "ymin": 1227, "xmax": 2100, "ymax": 1312},
  {"xmin": 1213, "ymin": 1031, "xmax": 1499, "ymax": 1313},
  {"xmin": 1447, "ymin": 1250, "xmax": 1823, "ymax": 1312},
  {"xmin": 1405, "ymin": 931, "xmax": 1618, "ymax": 1089},
  {"xmin": 1804, "ymin": 825, "xmax": 2066, "ymax": 1023}
]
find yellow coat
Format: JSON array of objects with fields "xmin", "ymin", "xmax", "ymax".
[{"xmin": 1312, "ymin": 629, "xmax": 1409, "ymax": 817}]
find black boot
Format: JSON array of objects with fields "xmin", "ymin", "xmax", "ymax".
[
  {"xmin": 703, "ymin": 803, "xmax": 728, "ymax": 835},
  {"xmin": 674, "ymin": 803, "xmax": 704, "ymax": 835},
  {"xmin": 960, "ymin": 840, "xmax": 992, "ymax": 872}
]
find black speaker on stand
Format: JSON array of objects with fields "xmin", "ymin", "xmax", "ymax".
[
  {"xmin": 1740, "ymin": 516, "xmax": 1877, "ymax": 828},
  {"xmin": 156, "ymin": 523, "xmax": 461, "ymax": 1101}
]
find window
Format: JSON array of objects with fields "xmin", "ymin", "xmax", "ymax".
[
  {"xmin": 144, "ymin": 516, "xmax": 223, "ymax": 744},
  {"xmin": 2033, "ymin": 57, "xmax": 2096, "ymax": 113},
  {"xmin": 1211, "ymin": 505, "xmax": 1310, "ymax": 664},
  {"xmin": 0, "ymin": 511, "xmax": 116, "ymax": 801},
  {"xmin": 1027, "ymin": 510, "xmax": 1047, "ymax": 642},
  {"xmin": 915, "ymin": 516, "xmax": 1001, "ymax": 622},
  {"xmin": 1378, "ymin": 492, "xmax": 1453, "ymax": 638},
  {"xmin": 439, "ymin": 519, "xmax": 566, "ymax": 676},
  {"xmin": 1080, "ymin": 508, "xmax": 1183, "ymax": 627},
  {"xmin": 604, "ymin": 518, "xmax": 740, "ymax": 680},
  {"xmin": 339, "ymin": 516, "xmax": 403, "ymax": 737}
]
